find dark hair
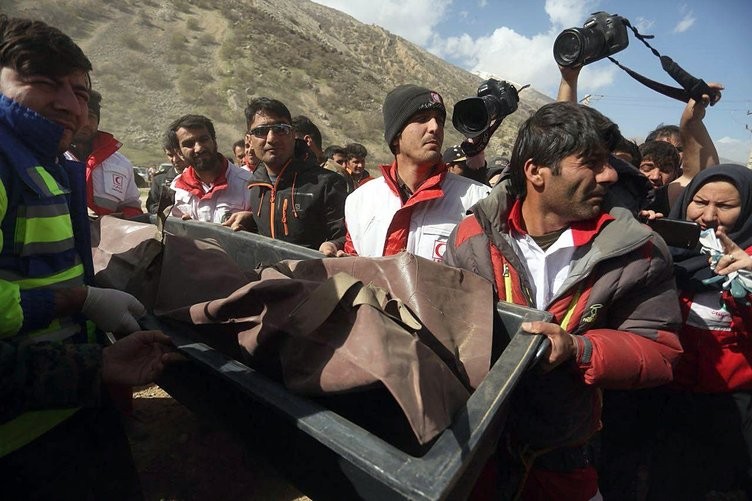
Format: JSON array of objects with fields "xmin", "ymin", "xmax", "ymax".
[
  {"xmin": 646, "ymin": 124, "xmax": 681, "ymax": 145},
  {"xmin": 638, "ymin": 140, "xmax": 680, "ymax": 175},
  {"xmin": 291, "ymin": 115, "xmax": 322, "ymax": 150},
  {"xmin": 232, "ymin": 139, "xmax": 245, "ymax": 150},
  {"xmin": 168, "ymin": 114, "xmax": 216, "ymax": 142},
  {"xmin": 509, "ymin": 102, "xmax": 608, "ymax": 197},
  {"xmin": 614, "ymin": 137, "xmax": 641, "ymax": 167},
  {"xmin": 244, "ymin": 97, "xmax": 292, "ymax": 130},
  {"xmin": 345, "ymin": 142, "xmax": 368, "ymax": 159},
  {"xmin": 0, "ymin": 15, "xmax": 91, "ymax": 85},
  {"xmin": 324, "ymin": 145, "xmax": 346, "ymax": 159},
  {"xmin": 88, "ymin": 89, "xmax": 102, "ymax": 117},
  {"xmin": 161, "ymin": 129, "xmax": 179, "ymax": 152},
  {"xmin": 580, "ymin": 105, "xmax": 623, "ymax": 153}
]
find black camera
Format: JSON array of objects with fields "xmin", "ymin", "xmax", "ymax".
[
  {"xmin": 452, "ymin": 79, "xmax": 519, "ymax": 138},
  {"xmin": 553, "ymin": 11, "xmax": 629, "ymax": 67}
]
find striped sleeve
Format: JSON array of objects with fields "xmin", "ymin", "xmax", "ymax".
[{"xmin": 0, "ymin": 178, "xmax": 23, "ymax": 337}]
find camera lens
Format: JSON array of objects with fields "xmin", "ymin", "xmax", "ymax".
[
  {"xmin": 553, "ymin": 29, "xmax": 584, "ymax": 66},
  {"xmin": 453, "ymin": 97, "xmax": 493, "ymax": 137}
]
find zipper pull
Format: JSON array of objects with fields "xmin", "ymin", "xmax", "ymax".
[{"xmin": 282, "ymin": 198, "xmax": 289, "ymax": 236}]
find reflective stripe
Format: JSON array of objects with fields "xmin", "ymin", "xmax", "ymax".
[
  {"xmin": 0, "ymin": 408, "xmax": 79, "ymax": 458},
  {"xmin": 5, "ymin": 262, "xmax": 85, "ymax": 290},
  {"xmin": 0, "ymin": 281, "xmax": 22, "ymax": 338},
  {"xmin": 560, "ymin": 286, "xmax": 583, "ymax": 332},
  {"xmin": 25, "ymin": 202, "xmax": 70, "ymax": 218},
  {"xmin": 503, "ymin": 262, "xmax": 513, "ymax": 302},
  {"xmin": 16, "ymin": 214, "xmax": 74, "ymax": 245},
  {"xmin": 16, "ymin": 317, "xmax": 82, "ymax": 344},
  {"xmin": 92, "ymin": 194, "xmax": 120, "ymax": 211},
  {"xmin": 85, "ymin": 319, "xmax": 97, "ymax": 343},
  {"xmin": 27, "ymin": 166, "xmax": 68, "ymax": 197},
  {"xmin": 18, "ymin": 237, "xmax": 75, "ymax": 256},
  {"xmin": 0, "ymin": 175, "xmax": 7, "ymax": 221}
]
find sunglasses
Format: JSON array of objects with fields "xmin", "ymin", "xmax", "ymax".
[{"xmin": 248, "ymin": 123, "xmax": 293, "ymax": 138}]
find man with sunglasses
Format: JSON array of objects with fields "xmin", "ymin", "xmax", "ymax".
[{"xmin": 223, "ymin": 97, "xmax": 347, "ymax": 250}]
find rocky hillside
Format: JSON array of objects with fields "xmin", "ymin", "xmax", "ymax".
[{"xmin": 2, "ymin": 0, "xmax": 553, "ymax": 167}]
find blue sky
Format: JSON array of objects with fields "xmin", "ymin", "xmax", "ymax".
[{"xmin": 312, "ymin": 0, "xmax": 752, "ymax": 164}]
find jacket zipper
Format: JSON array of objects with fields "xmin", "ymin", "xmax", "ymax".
[
  {"xmin": 269, "ymin": 189, "xmax": 276, "ymax": 239},
  {"xmin": 268, "ymin": 159, "xmax": 292, "ymax": 240},
  {"xmin": 282, "ymin": 198, "xmax": 289, "ymax": 236}
]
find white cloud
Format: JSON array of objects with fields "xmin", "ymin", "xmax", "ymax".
[
  {"xmin": 432, "ymin": 0, "xmax": 615, "ymax": 95},
  {"xmin": 311, "ymin": 0, "xmax": 451, "ymax": 46},
  {"xmin": 478, "ymin": 0, "xmax": 488, "ymax": 7},
  {"xmin": 716, "ymin": 136, "xmax": 752, "ymax": 164},
  {"xmin": 634, "ymin": 17, "xmax": 655, "ymax": 34},
  {"xmin": 313, "ymin": 0, "xmax": 616, "ymax": 96},
  {"xmin": 544, "ymin": 0, "xmax": 598, "ymax": 28},
  {"xmin": 673, "ymin": 11, "xmax": 695, "ymax": 33}
]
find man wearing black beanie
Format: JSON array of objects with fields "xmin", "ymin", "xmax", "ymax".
[{"xmin": 319, "ymin": 84, "xmax": 489, "ymax": 260}]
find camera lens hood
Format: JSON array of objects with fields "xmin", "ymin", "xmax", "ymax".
[
  {"xmin": 553, "ymin": 28, "xmax": 586, "ymax": 67},
  {"xmin": 452, "ymin": 96, "xmax": 494, "ymax": 137}
]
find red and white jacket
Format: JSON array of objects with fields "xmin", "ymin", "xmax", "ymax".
[
  {"xmin": 445, "ymin": 180, "xmax": 683, "ymax": 451},
  {"xmin": 170, "ymin": 157, "xmax": 251, "ymax": 223},
  {"xmin": 65, "ymin": 131, "xmax": 143, "ymax": 218},
  {"xmin": 343, "ymin": 161, "xmax": 489, "ymax": 262},
  {"xmin": 675, "ymin": 246, "xmax": 752, "ymax": 393}
]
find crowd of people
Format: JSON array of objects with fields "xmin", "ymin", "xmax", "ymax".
[{"xmin": 1, "ymin": 13, "xmax": 750, "ymax": 501}]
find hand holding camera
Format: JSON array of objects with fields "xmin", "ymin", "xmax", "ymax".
[
  {"xmin": 452, "ymin": 78, "xmax": 520, "ymax": 138},
  {"xmin": 553, "ymin": 11, "xmax": 629, "ymax": 68},
  {"xmin": 553, "ymin": 11, "xmax": 716, "ymax": 106}
]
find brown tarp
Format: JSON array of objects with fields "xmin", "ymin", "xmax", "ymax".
[{"xmin": 92, "ymin": 216, "xmax": 495, "ymax": 444}]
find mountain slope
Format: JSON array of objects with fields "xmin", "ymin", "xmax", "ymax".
[{"xmin": 3, "ymin": 0, "xmax": 553, "ymax": 166}]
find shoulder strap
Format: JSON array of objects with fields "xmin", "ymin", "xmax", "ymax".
[{"xmin": 609, "ymin": 20, "xmax": 720, "ymax": 104}]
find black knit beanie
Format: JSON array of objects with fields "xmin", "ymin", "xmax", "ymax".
[{"xmin": 383, "ymin": 84, "xmax": 445, "ymax": 152}]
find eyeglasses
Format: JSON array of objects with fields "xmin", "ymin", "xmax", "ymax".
[{"xmin": 248, "ymin": 123, "xmax": 293, "ymax": 138}]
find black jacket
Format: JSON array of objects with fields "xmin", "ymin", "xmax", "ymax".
[
  {"xmin": 146, "ymin": 166, "xmax": 180, "ymax": 214},
  {"xmin": 247, "ymin": 158, "xmax": 346, "ymax": 249}
]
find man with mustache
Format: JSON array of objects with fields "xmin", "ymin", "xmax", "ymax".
[
  {"xmin": 169, "ymin": 114, "xmax": 252, "ymax": 223},
  {"xmin": 343, "ymin": 142, "xmax": 373, "ymax": 188},
  {"xmin": 0, "ymin": 15, "xmax": 178, "ymax": 497},
  {"xmin": 444, "ymin": 102, "xmax": 682, "ymax": 500},
  {"xmin": 320, "ymin": 84, "xmax": 489, "ymax": 261},
  {"xmin": 66, "ymin": 89, "xmax": 143, "ymax": 218},
  {"xmin": 223, "ymin": 97, "xmax": 347, "ymax": 250}
]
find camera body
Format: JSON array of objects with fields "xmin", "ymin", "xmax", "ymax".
[
  {"xmin": 553, "ymin": 11, "xmax": 629, "ymax": 67},
  {"xmin": 452, "ymin": 79, "xmax": 519, "ymax": 138}
]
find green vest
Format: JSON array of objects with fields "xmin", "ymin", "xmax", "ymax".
[{"xmin": 0, "ymin": 160, "xmax": 94, "ymax": 457}]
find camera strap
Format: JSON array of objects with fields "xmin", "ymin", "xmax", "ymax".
[{"xmin": 607, "ymin": 21, "xmax": 720, "ymax": 104}]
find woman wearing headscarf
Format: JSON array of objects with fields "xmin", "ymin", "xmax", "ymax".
[{"xmin": 649, "ymin": 164, "xmax": 752, "ymax": 499}]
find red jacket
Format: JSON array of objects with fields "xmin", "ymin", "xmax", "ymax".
[
  {"xmin": 445, "ymin": 182, "xmax": 682, "ymax": 451},
  {"xmin": 675, "ymin": 246, "xmax": 752, "ymax": 393}
]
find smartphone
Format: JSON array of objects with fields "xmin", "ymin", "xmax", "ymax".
[{"xmin": 646, "ymin": 218, "xmax": 701, "ymax": 249}]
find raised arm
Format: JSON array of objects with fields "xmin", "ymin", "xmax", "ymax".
[
  {"xmin": 676, "ymin": 82, "xmax": 723, "ymax": 184},
  {"xmin": 556, "ymin": 64, "xmax": 582, "ymax": 103}
]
